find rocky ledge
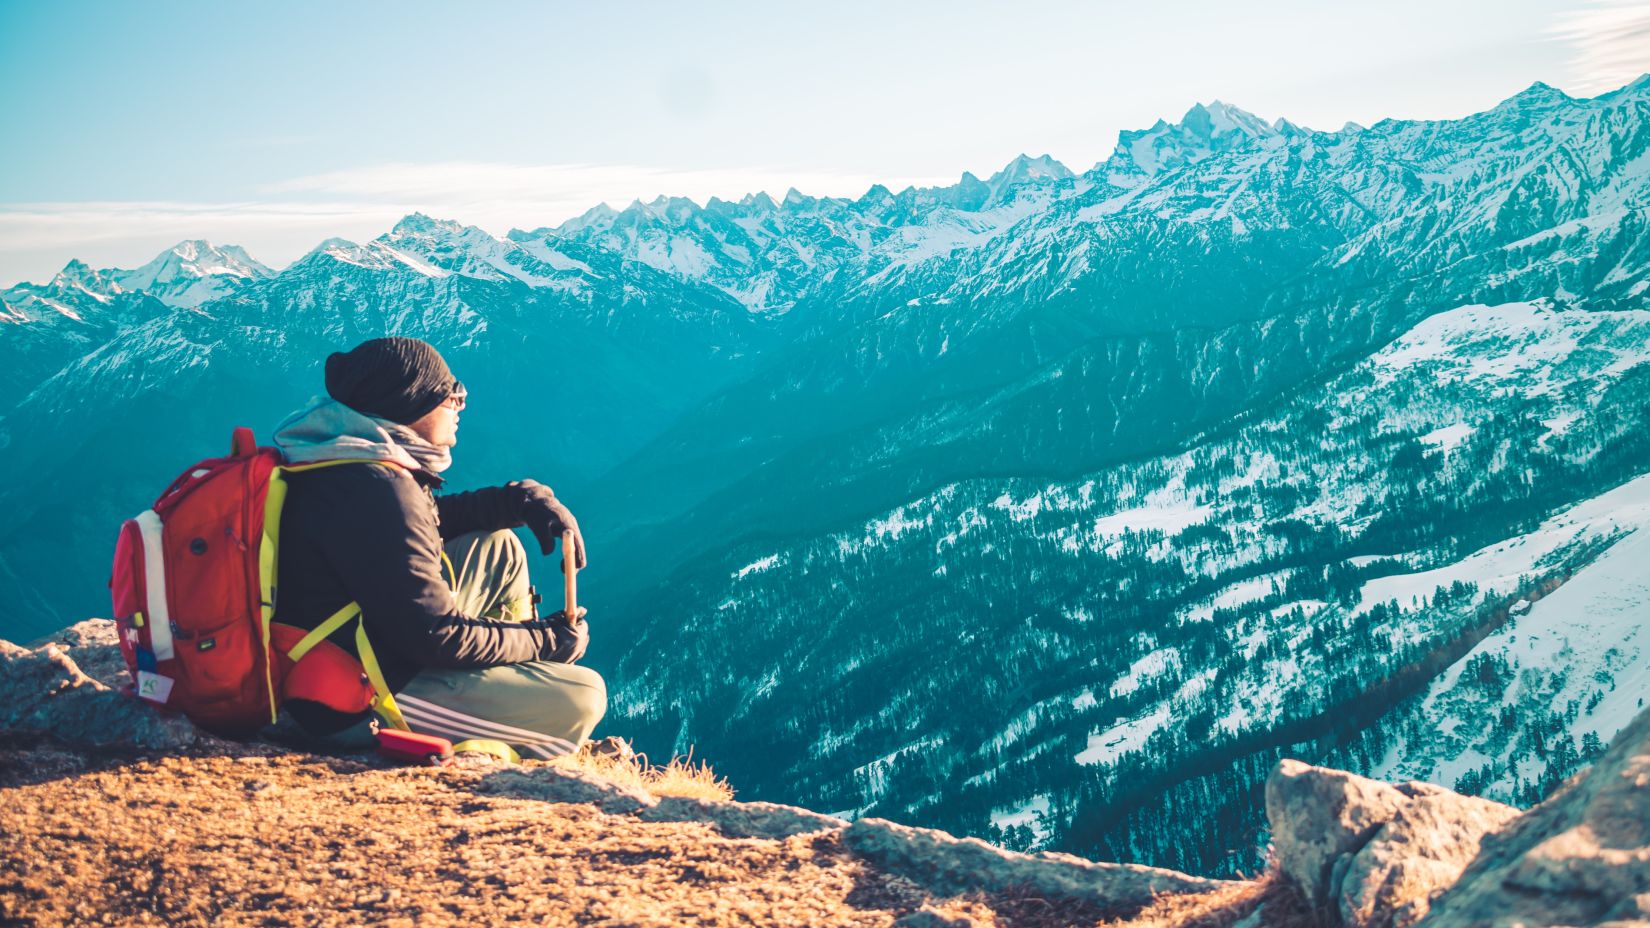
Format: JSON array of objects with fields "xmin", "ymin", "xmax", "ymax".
[{"xmin": 2, "ymin": 620, "xmax": 1648, "ymax": 926}]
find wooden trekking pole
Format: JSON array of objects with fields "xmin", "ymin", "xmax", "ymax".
[{"xmin": 562, "ymin": 528, "xmax": 578, "ymax": 619}]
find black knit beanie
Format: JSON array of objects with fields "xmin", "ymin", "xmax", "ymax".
[{"xmin": 324, "ymin": 337, "xmax": 456, "ymax": 425}]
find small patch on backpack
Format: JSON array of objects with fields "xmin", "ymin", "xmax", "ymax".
[
  {"xmin": 135, "ymin": 647, "xmax": 157, "ymax": 672},
  {"xmin": 197, "ymin": 637, "xmax": 216, "ymax": 652},
  {"xmin": 135, "ymin": 672, "xmax": 174, "ymax": 704}
]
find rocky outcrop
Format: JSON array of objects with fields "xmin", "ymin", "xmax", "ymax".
[
  {"xmin": 1264, "ymin": 700, "xmax": 1650, "ymax": 928},
  {"xmin": 0, "ymin": 620, "xmax": 211, "ymax": 751},
  {"xmin": 1266, "ymin": 760, "xmax": 1519, "ymax": 927},
  {"xmin": 0, "ymin": 620, "xmax": 1230, "ymax": 921},
  {"xmin": 842, "ymin": 817, "xmax": 1228, "ymax": 910},
  {"xmin": 1422, "ymin": 704, "xmax": 1650, "ymax": 927},
  {"xmin": 7, "ymin": 618, "xmax": 1650, "ymax": 926}
]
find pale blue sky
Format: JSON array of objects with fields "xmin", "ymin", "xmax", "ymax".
[{"xmin": 3, "ymin": 0, "xmax": 1646, "ymax": 285}]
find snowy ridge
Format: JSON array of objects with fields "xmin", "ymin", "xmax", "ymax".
[
  {"xmin": 1363, "ymin": 475, "xmax": 1650, "ymax": 802},
  {"xmin": 105, "ymin": 240, "xmax": 274, "ymax": 308},
  {"xmin": 6, "ymin": 79, "xmax": 1646, "ymax": 323},
  {"xmin": 380, "ymin": 214, "xmax": 592, "ymax": 293}
]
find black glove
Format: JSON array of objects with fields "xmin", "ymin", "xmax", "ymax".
[
  {"xmin": 539, "ymin": 607, "xmax": 589, "ymax": 664},
  {"xmin": 510, "ymin": 479, "xmax": 587, "ymax": 569}
]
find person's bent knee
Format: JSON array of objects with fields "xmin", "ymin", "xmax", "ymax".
[
  {"xmin": 482, "ymin": 528, "xmax": 527, "ymax": 573},
  {"xmin": 491, "ymin": 526, "xmax": 527, "ymax": 556},
  {"xmin": 563, "ymin": 664, "xmax": 607, "ymax": 738}
]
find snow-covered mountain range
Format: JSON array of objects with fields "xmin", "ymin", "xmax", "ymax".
[{"xmin": 3, "ymin": 76, "xmax": 1648, "ymax": 877}]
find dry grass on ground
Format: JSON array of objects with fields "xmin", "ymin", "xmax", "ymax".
[
  {"xmin": 555, "ymin": 744, "xmax": 734, "ymax": 802},
  {"xmin": 0, "ymin": 740, "xmax": 1284, "ymax": 927}
]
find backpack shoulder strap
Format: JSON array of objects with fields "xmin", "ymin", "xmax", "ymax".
[{"xmin": 284, "ymin": 601, "xmax": 361, "ymax": 663}]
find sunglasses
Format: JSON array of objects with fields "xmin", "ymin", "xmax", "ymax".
[{"xmin": 440, "ymin": 381, "xmax": 467, "ymax": 411}]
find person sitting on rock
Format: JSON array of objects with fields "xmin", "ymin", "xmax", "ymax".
[{"xmin": 270, "ymin": 336, "xmax": 604, "ymax": 757}]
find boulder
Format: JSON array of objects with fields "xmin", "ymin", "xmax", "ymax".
[
  {"xmin": 1266, "ymin": 758, "xmax": 1516, "ymax": 927},
  {"xmin": 1423, "ymin": 706, "xmax": 1650, "ymax": 926},
  {"xmin": 1336, "ymin": 788, "xmax": 1519, "ymax": 927},
  {"xmin": 0, "ymin": 619, "xmax": 209, "ymax": 752}
]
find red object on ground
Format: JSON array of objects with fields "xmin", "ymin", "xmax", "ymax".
[{"xmin": 376, "ymin": 728, "xmax": 454, "ymax": 766}]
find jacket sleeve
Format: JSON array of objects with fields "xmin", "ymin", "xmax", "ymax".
[
  {"xmin": 309, "ymin": 466, "xmax": 560, "ymax": 669},
  {"xmin": 435, "ymin": 484, "xmax": 527, "ymax": 540}
]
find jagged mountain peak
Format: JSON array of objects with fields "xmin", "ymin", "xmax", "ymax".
[
  {"xmin": 390, "ymin": 212, "xmax": 470, "ymax": 237},
  {"xmin": 290, "ymin": 235, "xmax": 459, "ymax": 279},
  {"xmin": 300, "ymin": 236, "xmax": 380, "ymax": 267},
  {"xmin": 157, "ymin": 239, "xmax": 268, "ymax": 273},
  {"xmin": 92, "ymin": 240, "xmax": 273, "ymax": 308},
  {"xmin": 300, "ymin": 236, "xmax": 409, "ymax": 269},
  {"xmin": 1104, "ymin": 98, "xmax": 1283, "ymax": 183},
  {"xmin": 168, "ymin": 239, "xmax": 222, "ymax": 261},
  {"xmin": 987, "ymin": 153, "xmax": 1075, "ymax": 188},
  {"xmin": 561, "ymin": 201, "xmax": 619, "ymax": 233},
  {"xmin": 308, "ymin": 235, "xmax": 359, "ymax": 253},
  {"xmin": 51, "ymin": 258, "xmax": 120, "ymax": 292},
  {"xmin": 384, "ymin": 213, "xmax": 503, "ymax": 250},
  {"xmin": 1491, "ymin": 80, "xmax": 1574, "ymax": 113},
  {"xmin": 614, "ymin": 195, "xmax": 704, "ymax": 224},
  {"xmin": 1180, "ymin": 100, "xmax": 1276, "ymax": 143},
  {"xmin": 858, "ymin": 184, "xmax": 894, "ymax": 204},
  {"xmin": 20, "ymin": 259, "xmax": 126, "ymax": 309}
]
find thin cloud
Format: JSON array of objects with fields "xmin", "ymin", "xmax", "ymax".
[
  {"xmin": 0, "ymin": 200, "xmax": 392, "ymax": 247},
  {"xmin": 1550, "ymin": 1, "xmax": 1650, "ymax": 95}
]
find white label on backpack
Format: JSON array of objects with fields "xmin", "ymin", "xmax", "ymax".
[{"xmin": 135, "ymin": 672, "xmax": 174, "ymax": 704}]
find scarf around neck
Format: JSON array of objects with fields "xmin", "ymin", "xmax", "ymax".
[{"xmin": 272, "ymin": 397, "xmax": 452, "ymax": 476}]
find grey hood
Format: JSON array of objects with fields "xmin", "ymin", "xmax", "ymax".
[{"xmin": 272, "ymin": 396, "xmax": 451, "ymax": 473}]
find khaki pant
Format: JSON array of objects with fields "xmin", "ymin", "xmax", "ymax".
[{"xmin": 390, "ymin": 529, "xmax": 607, "ymax": 757}]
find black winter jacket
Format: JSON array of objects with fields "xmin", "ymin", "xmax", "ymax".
[{"xmin": 276, "ymin": 462, "xmax": 566, "ymax": 733}]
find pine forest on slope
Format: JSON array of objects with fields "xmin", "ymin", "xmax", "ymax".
[{"xmin": 3, "ymin": 76, "xmax": 1649, "ymax": 877}]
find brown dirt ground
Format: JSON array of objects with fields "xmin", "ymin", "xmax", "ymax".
[{"xmin": 0, "ymin": 738, "xmax": 1294, "ymax": 928}]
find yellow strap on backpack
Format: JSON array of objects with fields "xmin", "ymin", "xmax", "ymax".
[
  {"xmin": 353, "ymin": 619, "xmax": 409, "ymax": 732},
  {"xmin": 284, "ymin": 601, "xmax": 361, "ymax": 662},
  {"xmin": 282, "ymin": 600, "xmax": 410, "ymax": 732}
]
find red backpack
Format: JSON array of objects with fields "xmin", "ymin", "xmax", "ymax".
[{"xmin": 110, "ymin": 427, "xmax": 387, "ymax": 736}]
